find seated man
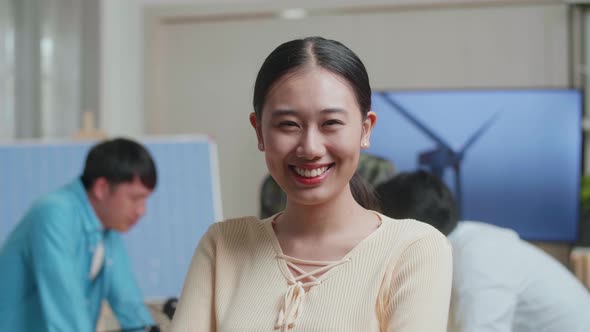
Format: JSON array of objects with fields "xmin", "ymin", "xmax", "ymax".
[
  {"xmin": 376, "ymin": 170, "xmax": 590, "ymax": 332},
  {"xmin": 0, "ymin": 138, "xmax": 159, "ymax": 332}
]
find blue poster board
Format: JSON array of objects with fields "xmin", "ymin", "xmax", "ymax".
[
  {"xmin": 367, "ymin": 89, "xmax": 581, "ymax": 242},
  {"xmin": 0, "ymin": 136, "xmax": 222, "ymax": 298}
]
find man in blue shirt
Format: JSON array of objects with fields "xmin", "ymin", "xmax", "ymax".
[{"xmin": 0, "ymin": 138, "xmax": 159, "ymax": 331}]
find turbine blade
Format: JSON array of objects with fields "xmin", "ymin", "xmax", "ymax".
[
  {"xmin": 459, "ymin": 111, "xmax": 501, "ymax": 157},
  {"xmin": 380, "ymin": 92, "xmax": 453, "ymax": 150}
]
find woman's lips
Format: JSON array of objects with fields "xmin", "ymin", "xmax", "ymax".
[{"xmin": 290, "ymin": 163, "xmax": 334, "ymax": 185}]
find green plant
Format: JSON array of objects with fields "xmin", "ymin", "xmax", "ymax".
[{"xmin": 581, "ymin": 176, "xmax": 590, "ymax": 213}]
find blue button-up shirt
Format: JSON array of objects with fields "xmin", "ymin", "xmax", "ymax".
[{"xmin": 0, "ymin": 179, "xmax": 154, "ymax": 331}]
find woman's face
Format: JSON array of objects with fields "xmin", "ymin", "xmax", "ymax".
[{"xmin": 250, "ymin": 67, "xmax": 376, "ymax": 207}]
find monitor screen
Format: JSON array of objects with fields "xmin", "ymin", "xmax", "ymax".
[{"xmin": 366, "ymin": 89, "xmax": 582, "ymax": 242}]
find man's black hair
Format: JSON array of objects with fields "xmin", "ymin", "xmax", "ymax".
[
  {"xmin": 376, "ymin": 170, "xmax": 458, "ymax": 235},
  {"xmin": 81, "ymin": 138, "xmax": 157, "ymax": 190}
]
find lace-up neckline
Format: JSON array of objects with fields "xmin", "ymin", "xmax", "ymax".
[
  {"xmin": 274, "ymin": 254, "xmax": 350, "ymax": 331},
  {"xmin": 265, "ymin": 212, "xmax": 384, "ymax": 331}
]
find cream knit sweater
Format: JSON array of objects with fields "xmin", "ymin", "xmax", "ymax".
[{"xmin": 170, "ymin": 213, "xmax": 452, "ymax": 332}]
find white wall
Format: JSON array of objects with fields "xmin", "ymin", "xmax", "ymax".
[
  {"xmin": 144, "ymin": 2, "xmax": 570, "ymax": 219},
  {"xmin": 100, "ymin": 0, "xmax": 144, "ymax": 137},
  {"xmin": 0, "ymin": 0, "xmax": 15, "ymax": 139}
]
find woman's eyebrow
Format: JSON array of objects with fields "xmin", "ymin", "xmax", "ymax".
[
  {"xmin": 270, "ymin": 108, "xmax": 347, "ymax": 119},
  {"xmin": 320, "ymin": 108, "xmax": 347, "ymax": 115},
  {"xmin": 270, "ymin": 109, "xmax": 298, "ymax": 118}
]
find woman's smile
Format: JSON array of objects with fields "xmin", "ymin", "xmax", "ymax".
[{"xmin": 290, "ymin": 163, "xmax": 335, "ymax": 185}]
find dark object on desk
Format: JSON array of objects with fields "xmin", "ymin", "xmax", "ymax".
[
  {"xmin": 163, "ymin": 297, "xmax": 178, "ymax": 320},
  {"xmin": 101, "ymin": 297, "xmax": 178, "ymax": 331},
  {"xmin": 106, "ymin": 325, "xmax": 160, "ymax": 332}
]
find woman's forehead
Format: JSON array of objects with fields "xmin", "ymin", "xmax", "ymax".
[{"xmin": 262, "ymin": 68, "xmax": 358, "ymax": 113}]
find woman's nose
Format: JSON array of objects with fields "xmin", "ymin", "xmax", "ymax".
[{"xmin": 296, "ymin": 128, "xmax": 326, "ymax": 160}]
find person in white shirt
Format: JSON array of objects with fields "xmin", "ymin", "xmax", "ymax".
[{"xmin": 376, "ymin": 170, "xmax": 590, "ymax": 332}]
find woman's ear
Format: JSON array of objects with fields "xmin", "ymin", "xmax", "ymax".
[
  {"xmin": 249, "ymin": 112, "xmax": 265, "ymax": 151},
  {"xmin": 361, "ymin": 111, "xmax": 377, "ymax": 149}
]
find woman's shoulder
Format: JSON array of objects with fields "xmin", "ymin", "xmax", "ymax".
[
  {"xmin": 377, "ymin": 212, "xmax": 449, "ymax": 248},
  {"xmin": 216, "ymin": 215, "xmax": 262, "ymax": 226},
  {"xmin": 204, "ymin": 215, "xmax": 269, "ymax": 241},
  {"xmin": 196, "ymin": 215, "xmax": 276, "ymax": 256},
  {"xmin": 376, "ymin": 213, "xmax": 452, "ymax": 276}
]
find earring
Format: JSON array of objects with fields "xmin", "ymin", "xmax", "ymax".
[
  {"xmin": 258, "ymin": 143, "xmax": 264, "ymax": 151},
  {"xmin": 362, "ymin": 141, "xmax": 369, "ymax": 148}
]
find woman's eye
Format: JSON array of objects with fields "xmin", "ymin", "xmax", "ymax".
[
  {"xmin": 279, "ymin": 121, "xmax": 299, "ymax": 127},
  {"xmin": 323, "ymin": 119, "xmax": 344, "ymax": 126}
]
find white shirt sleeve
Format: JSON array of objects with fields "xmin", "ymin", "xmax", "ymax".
[{"xmin": 452, "ymin": 285, "xmax": 517, "ymax": 332}]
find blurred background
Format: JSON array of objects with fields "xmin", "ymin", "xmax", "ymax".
[{"xmin": 3, "ymin": 0, "xmax": 588, "ymax": 220}]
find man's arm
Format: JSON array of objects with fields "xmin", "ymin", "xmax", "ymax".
[
  {"xmin": 105, "ymin": 232, "xmax": 155, "ymax": 330},
  {"xmin": 452, "ymin": 282, "xmax": 518, "ymax": 332},
  {"xmin": 29, "ymin": 204, "xmax": 93, "ymax": 332}
]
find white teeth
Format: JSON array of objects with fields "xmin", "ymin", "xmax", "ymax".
[{"xmin": 294, "ymin": 166, "xmax": 329, "ymax": 178}]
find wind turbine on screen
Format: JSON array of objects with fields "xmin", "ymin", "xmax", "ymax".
[{"xmin": 379, "ymin": 92, "xmax": 501, "ymax": 217}]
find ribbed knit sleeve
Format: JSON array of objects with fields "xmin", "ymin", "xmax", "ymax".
[
  {"xmin": 169, "ymin": 223, "xmax": 218, "ymax": 332},
  {"xmin": 377, "ymin": 232, "xmax": 453, "ymax": 332}
]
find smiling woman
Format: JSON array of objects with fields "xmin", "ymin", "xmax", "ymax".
[
  {"xmin": 170, "ymin": 37, "xmax": 453, "ymax": 332},
  {"xmin": 252, "ymin": 66, "xmax": 376, "ymax": 209}
]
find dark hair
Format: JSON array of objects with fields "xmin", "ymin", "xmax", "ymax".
[
  {"xmin": 253, "ymin": 36, "xmax": 377, "ymax": 209},
  {"xmin": 253, "ymin": 36, "xmax": 371, "ymax": 119},
  {"xmin": 81, "ymin": 138, "xmax": 157, "ymax": 190},
  {"xmin": 375, "ymin": 170, "xmax": 458, "ymax": 235}
]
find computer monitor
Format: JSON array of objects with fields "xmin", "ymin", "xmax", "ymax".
[{"xmin": 367, "ymin": 89, "xmax": 582, "ymax": 242}]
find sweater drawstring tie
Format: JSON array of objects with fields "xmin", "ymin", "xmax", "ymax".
[{"xmin": 275, "ymin": 255, "xmax": 349, "ymax": 331}]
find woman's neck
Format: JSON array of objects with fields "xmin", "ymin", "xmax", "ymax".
[
  {"xmin": 277, "ymin": 187, "xmax": 369, "ymax": 238},
  {"xmin": 272, "ymin": 186, "xmax": 382, "ymax": 262}
]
